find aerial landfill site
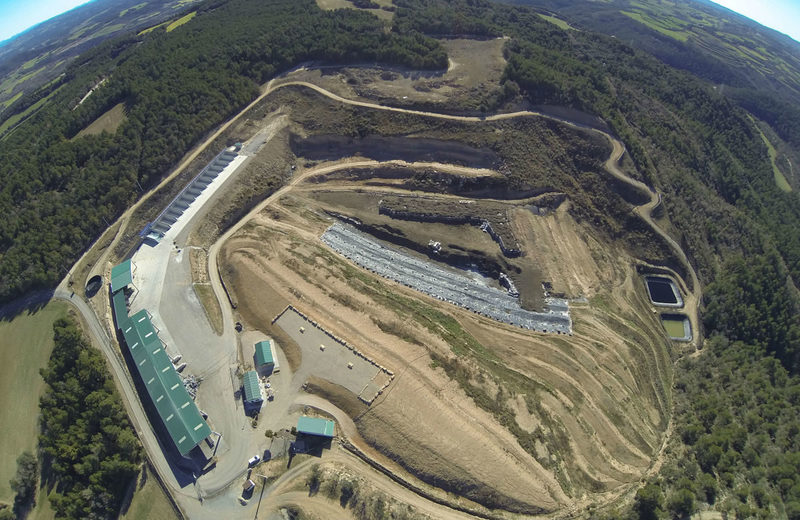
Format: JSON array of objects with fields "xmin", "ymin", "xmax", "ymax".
[{"xmin": 322, "ymin": 221, "xmax": 572, "ymax": 334}]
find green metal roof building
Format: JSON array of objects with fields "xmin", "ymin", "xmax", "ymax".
[
  {"xmin": 297, "ymin": 416, "xmax": 335, "ymax": 438},
  {"xmin": 120, "ymin": 310, "xmax": 211, "ymax": 455},
  {"xmin": 242, "ymin": 370, "xmax": 262, "ymax": 405},
  {"xmin": 110, "ymin": 259, "xmax": 133, "ymax": 293},
  {"xmin": 254, "ymin": 340, "xmax": 274, "ymax": 367},
  {"xmin": 111, "ymin": 289, "xmax": 130, "ymax": 330}
]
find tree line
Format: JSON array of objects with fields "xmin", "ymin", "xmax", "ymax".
[
  {"xmin": 394, "ymin": 0, "xmax": 800, "ymax": 516},
  {"xmin": 2, "ymin": 317, "xmax": 142, "ymax": 520},
  {"xmin": 0, "ymin": 0, "xmax": 446, "ymax": 304}
]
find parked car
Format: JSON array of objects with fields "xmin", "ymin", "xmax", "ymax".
[{"xmin": 248, "ymin": 455, "xmax": 260, "ymax": 467}]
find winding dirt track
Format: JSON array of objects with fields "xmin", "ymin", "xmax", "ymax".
[
  {"xmin": 210, "ymin": 80, "xmax": 702, "ymax": 343},
  {"xmin": 37, "ymin": 74, "xmax": 704, "ymax": 519},
  {"xmin": 206, "ymin": 81, "xmax": 703, "ymax": 516}
]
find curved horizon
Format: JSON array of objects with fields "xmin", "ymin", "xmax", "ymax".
[
  {"xmin": 709, "ymin": 0, "xmax": 800, "ymax": 43},
  {"xmin": 0, "ymin": 0, "xmax": 797, "ymax": 47}
]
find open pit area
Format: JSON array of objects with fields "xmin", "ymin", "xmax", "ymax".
[
  {"xmin": 216, "ymin": 100, "xmax": 676, "ymax": 512},
  {"xmin": 322, "ymin": 222, "xmax": 571, "ymax": 333},
  {"xmin": 163, "ymin": 44, "xmax": 689, "ymax": 517}
]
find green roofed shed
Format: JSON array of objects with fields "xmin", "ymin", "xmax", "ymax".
[
  {"xmin": 242, "ymin": 370, "xmax": 262, "ymax": 405},
  {"xmin": 120, "ymin": 310, "xmax": 211, "ymax": 455},
  {"xmin": 111, "ymin": 259, "xmax": 133, "ymax": 293},
  {"xmin": 111, "ymin": 289, "xmax": 129, "ymax": 330},
  {"xmin": 297, "ymin": 416, "xmax": 335, "ymax": 438},
  {"xmin": 254, "ymin": 340, "xmax": 274, "ymax": 367}
]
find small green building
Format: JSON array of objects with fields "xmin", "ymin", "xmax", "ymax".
[
  {"xmin": 254, "ymin": 340, "xmax": 274, "ymax": 368},
  {"xmin": 296, "ymin": 416, "xmax": 335, "ymax": 438},
  {"xmin": 242, "ymin": 370, "xmax": 263, "ymax": 411},
  {"xmin": 110, "ymin": 259, "xmax": 134, "ymax": 293}
]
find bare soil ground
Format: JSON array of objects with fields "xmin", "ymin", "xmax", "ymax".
[
  {"xmin": 278, "ymin": 37, "xmax": 507, "ymax": 111},
  {"xmin": 220, "ymin": 177, "xmax": 672, "ymax": 511}
]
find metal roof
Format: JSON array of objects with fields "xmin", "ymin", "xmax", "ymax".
[
  {"xmin": 110, "ymin": 259, "xmax": 133, "ymax": 293},
  {"xmin": 120, "ymin": 310, "xmax": 211, "ymax": 455},
  {"xmin": 242, "ymin": 370, "xmax": 262, "ymax": 404},
  {"xmin": 297, "ymin": 416, "xmax": 335, "ymax": 437},
  {"xmin": 254, "ymin": 340, "xmax": 274, "ymax": 366},
  {"xmin": 111, "ymin": 289, "xmax": 129, "ymax": 330}
]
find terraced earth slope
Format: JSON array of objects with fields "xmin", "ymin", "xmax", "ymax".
[{"xmin": 215, "ymin": 79, "xmax": 682, "ymax": 514}]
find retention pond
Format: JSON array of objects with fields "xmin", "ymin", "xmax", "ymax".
[
  {"xmin": 645, "ymin": 276, "xmax": 683, "ymax": 307},
  {"xmin": 661, "ymin": 313, "xmax": 692, "ymax": 341}
]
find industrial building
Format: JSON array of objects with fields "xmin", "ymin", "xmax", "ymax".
[
  {"xmin": 296, "ymin": 416, "xmax": 335, "ymax": 438},
  {"xmin": 144, "ymin": 144, "xmax": 241, "ymax": 242},
  {"xmin": 110, "ymin": 258, "xmax": 136, "ymax": 294},
  {"xmin": 254, "ymin": 339, "xmax": 278, "ymax": 374},
  {"xmin": 241, "ymin": 370, "xmax": 263, "ymax": 413},
  {"xmin": 109, "ymin": 260, "xmax": 211, "ymax": 456}
]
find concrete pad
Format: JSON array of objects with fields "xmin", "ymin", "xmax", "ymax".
[{"xmin": 275, "ymin": 308, "xmax": 380, "ymax": 397}]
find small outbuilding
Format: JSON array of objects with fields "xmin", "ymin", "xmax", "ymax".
[
  {"xmin": 110, "ymin": 259, "xmax": 135, "ymax": 294},
  {"xmin": 296, "ymin": 416, "xmax": 335, "ymax": 438},
  {"xmin": 254, "ymin": 339, "xmax": 278, "ymax": 374},
  {"xmin": 242, "ymin": 370, "xmax": 263, "ymax": 412}
]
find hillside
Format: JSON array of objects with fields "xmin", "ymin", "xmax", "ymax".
[
  {"xmin": 0, "ymin": 0, "xmax": 799, "ymax": 518},
  {"xmin": 521, "ymin": 0, "xmax": 800, "ymax": 186},
  {"xmin": 0, "ymin": 0, "xmax": 204, "ymax": 113}
]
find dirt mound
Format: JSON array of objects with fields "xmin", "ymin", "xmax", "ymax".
[{"xmin": 291, "ymin": 134, "xmax": 499, "ymax": 168}]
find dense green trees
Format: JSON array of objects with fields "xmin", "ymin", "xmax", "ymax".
[
  {"xmin": 704, "ymin": 252, "xmax": 800, "ymax": 368},
  {"xmin": 38, "ymin": 317, "xmax": 142, "ymax": 519},
  {"xmin": 0, "ymin": 0, "xmax": 446, "ymax": 304},
  {"xmin": 9, "ymin": 451, "xmax": 38, "ymax": 515}
]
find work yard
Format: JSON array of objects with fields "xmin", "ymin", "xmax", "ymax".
[{"xmin": 274, "ymin": 306, "xmax": 391, "ymax": 403}]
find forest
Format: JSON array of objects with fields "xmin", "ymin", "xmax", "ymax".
[
  {"xmin": 37, "ymin": 317, "xmax": 142, "ymax": 519},
  {"xmin": 0, "ymin": 0, "xmax": 446, "ymax": 303},
  {"xmin": 2, "ymin": 0, "xmax": 800, "ymax": 517}
]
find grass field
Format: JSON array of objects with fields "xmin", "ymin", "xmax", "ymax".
[
  {"xmin": 120, "ymin": 2, "xmax": 148, "ymax": 17},
  {"xmin": 315, "ymin": 0, "xmax": 393, "ymax": 21},
  {"xmin": 538, "ymin": 14, "xmax": 572, "ymax": 30},
  {"xmin": 120, "ymin": 469, "xmax": 179, "ymax": 520},
  {"xmin": 0, "ymin": 91, "xmax": 22, "ymax": 110},
  {"xmin": 0, "ymin": 302, "xmax": 68, "ymax": 501},
  {"xmin": 166, "ymin": 11, "xmax": 196, "ymax": 32},
  {"xmin": 753, "ymin": 122, "xmax": 792, "ymax": 192},
  {"xmin": 74, "ymin": 102, "xmax": 127, "ymax": 139},
  {"xmin": 620, "ymin": 10, "xmax": 689, "ymax": 41},
  {"xmin": 139, "ymin": 20, "xmax": 170, "ymax": 35},
  {"xmin": 193, "ymin": 283, "xmax": 223, "ymax": 335}
]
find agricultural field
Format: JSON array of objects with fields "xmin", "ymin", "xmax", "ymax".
[
  {"xmin": 0, "ymin": 86, "xmax": 63, "ymax": 138},
  {"xmin": 120, "ymin": 468, "xmax": 179, "ymax": 520},
  {"xmin": 166, "ymin": 11, "xmax": 197, "ymax": 32},
  {"xmin": 0, "ymin": 302, "xmax": 68, "ymax": 502}
]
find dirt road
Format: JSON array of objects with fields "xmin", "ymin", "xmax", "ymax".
[{"xmin": 41, "ymin": 71, "xmax": 703, "ymax": 519}]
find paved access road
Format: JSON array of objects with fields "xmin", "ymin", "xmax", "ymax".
[{"xmin": 25, "ymin": 70, "xmax": 703, "ymax": 520}]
